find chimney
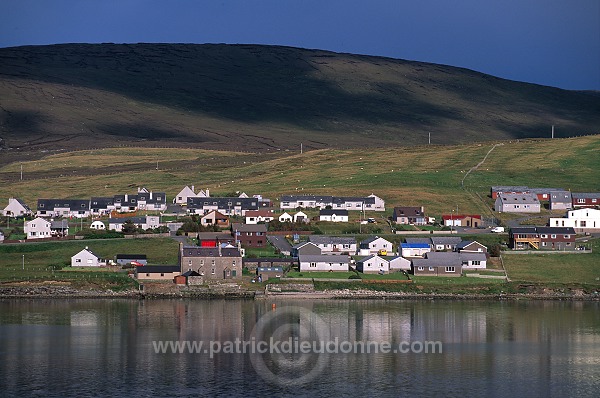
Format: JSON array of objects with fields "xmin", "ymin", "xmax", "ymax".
[
  {"xmin": 150, "ymin": 191, "xmax": 153, "ymax": 200},
  {"xmin": 218, "ymin": 243, "xmax": 222, "ymax": 256},
  {"xmin": 85, "ymin": 246, "xmax": 88, "ymax": 250},
  {"xmin": 206, "ymin": 188, "xmax": 210, "ymax": 197},
  {"xmin": 191, "ymin": 185, "xmax": 195, "ymax": 193},
  {"xmin": 125, "ymin": 194, "xmax": 128, "ymax": 202}
]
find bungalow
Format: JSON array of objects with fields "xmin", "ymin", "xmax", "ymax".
[
  {"xmin": 549, "ymin": 191, "xmax": 573, "ymax": 210},
  {"xmin": 412, "ymin": 252, "xmax": 463, "ymax": 277},
  {"xmin": 510, "ymin": 226, "xmax": 576, "ymax": 250},
  {"xmin": 115, "ymin": 254, "xmax": 148, "ymax": 266},
  {"xmin": 494, "ymin": 193, "xmax": 540, "ymax": 213},
  {"xmin": 400, "ymin": 243, "xmax": 431, "ymax": 258},
  {"xmin": 232, "ymin": 223, "xmax": 268, "ymax": 248},
  {"xmin": 108, "ymin": 216, "xmax": 160, "ymax": 232},
  {"xmin": 549, "ymin": 208, "xmax": 600, "ymax": 233},
  {"xmin": 308, "ymin": 235, "xmax": 357, "ymax": 254},
  {"xmin": 431, "ymin": 236, "xmax": 462, "ymax": 251},
  {"xmin": 200, "ymin": 210, "xmax": 230, "ymax": 228},
  {"xmin": 392, "ymin": 207, "xmax": 426, "ymax": 225},
  {"xmin": 356, "ymin": 255, "xmax": 390, "ymax": 274},
  {"xmin": 319, "ymin": 209, "xmax": 349, "ymax": 222},
  {"xmin": 527, "ymin": 188, "xmax": 564, "ymax": 201},
  {"xmin": 442, "ymin": 214, "xmax": 482, "ymax": 228},
  {"xmin": 359, "ymin": 236, "xmax": 393, "ymax": 255},
  {"xmin": 298, "ymin": 254, "xmax": 350, "ymax": 272},
  {"xmin": 2, "ymin": 198, "xmax": 32, "ymax": 217},
  {"xmin": 404, "ymin": 237, "xmax": 433, "ymax": 249},
  {"xmin": 456, "ymin": 240, "xmax": 488, "ymax": 253},
  {"xmin": 293, "ymin": 211, "xmax": 309, "ymax": 223},
  {"xmin": 245, "ymin": 210, "xmax": 275, "ymax": 224},
  {"xmin": 179, "ymin": 244, "xmax": 243, "ymax": 280},
  {"xmin": 291, "ymin": 242, "xmax": 322, "ymax": 257},
  {"xmin": 135, "ymin": 265, "xmax": 181, "ymax": 281},
  {"xmin": 459, "ymin": 252, "xmax": 488, "ymax": 270},
  {"xmin": 571, "ymin": 193, "xmax": 600, "ymax": 209},
  {"xmin": 256, "ymin": 266, "xmax": 284, "ymax": 281},
  {"xmin": 278, "ymin": 212, "xmax": 293, "ymax": 222},
  {"xmin": 37, "ymin": 199, "xmax": 91, "ymax": 218},
  {"xmin": 71, "ymin": 247, "xmax": 103, "ymax": 267}
]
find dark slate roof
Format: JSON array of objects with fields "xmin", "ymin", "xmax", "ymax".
[
  {"xmin": 243, "ymin": 257, "xmax": 295, "ymax": 264},
  {"xmin": 113, "ymin": 194, "xmax": 139, "ymax": 207},
  {"xmin": 136, "ymin": 265, "xmax": 180, "ymax": 273},
  {"xmin": 393, "ymin": 207, "xmax": 425, "ymax": 217},
  {"xmin": 137, "ymin": 191, "xmax": 167, "ymax": 204},
  {"xmin": 38, "ymin": 199, "xmax": 90, "ymax": 211},
  {"xmin": 536, "ymin": 227, "xmax": 576, "ymax": 235},
  {"xmin": 91, "ymin": 197, "xmax": 115, "ymax": 209},
  {"xmin": 188, "ymin": 197, "xmax": 259, "ymax": 210},
  {"xmin": 496, "ymin": 193, "xmax": 540, "ymax": 204},
  {"xmin": 319, "ymin": 209, "xmax": 348, "ymax": 216},
  {"xmin": 510, "ymin": 227, "xmax": 538, "ymax": 234},
  {"xmin": 280, "ymin": 195, "xmax": 333, "ymax": 202},
  {"xmin": 404, "ymin": 238, "xmax": 432, "ymax": 245},
  {"xmin": 456, "ymin": 240, "xmax": 475, "ymax": 250},
  {"xmin": 181, "ymin": 246, "xmax": 242, "ymax": 257},
  {"xmin": 332, "ymin": 196, "xmax": 376, "ymax": 205},
  {"xmin": 491, "ymin": 186, "xmax": 529, "ymax": 193},
  {"xmin": 182, "ymin": 270, "xmax": 201, "ymax": 277},
  {"xmin": 549, "ymin": 191, "xmax": 572, "ymax": 202},
  {"xmin": 116, "ymin": 254, "xmax": 147, "ymax": 260}
]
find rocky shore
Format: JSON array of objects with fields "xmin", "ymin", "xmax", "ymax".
[{"xmin": 1, "ymin": 285, "xmax": 599, "ymax": 301}]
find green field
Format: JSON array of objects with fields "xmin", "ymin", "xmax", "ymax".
[
  {"xmin": 503, "ymin": 239, "xmax": 600, "ymax": 285},
  {"xmin": 1, "ymin": 135, "xmax": 599, "ymax": 219}
]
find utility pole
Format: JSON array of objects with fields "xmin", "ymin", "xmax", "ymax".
[
  {"xmin": 551, "ymin": 125, "xmax": 554, "ymax": 139},
  {"xmin": 300, "ymin": 143, "xmax": 303, "ymax": 154},
  {"xmin": 20, "ymin": 164, "xmax": 23, "ymax": 181},
  {"xmin": 428, "ymin": 132, "xmax": 431, "ymax": 145},
  {"xmin": 22, "ymin": 254, "xmax": 24, "ymax": 271}
]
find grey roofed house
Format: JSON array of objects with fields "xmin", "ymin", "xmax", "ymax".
[
  {"xmin": 458, "ymin": 252, "xmax": 487, "ymax": 262},
  {"xmin": 404, "ymin": 237, "xmax": 433, "ymax": 246},
  {"xmin": 549, "ymin": 191, "xmax": 572, "ymax": 210},
  {"xmin": 108, "ymin": 216, "xmax": 148, "ymax": 224},
  {"xmin": 291, "ymin": 241, "xmax": 322, "ymax": 257},
  {"xmin": 308, "ymin": 235, "xmax": 357, "ymax": 246},
  {"xmin": 187, "ymin": 196, "xmax": 261, "ymax": 214},
  {"xmin": 491, "ymin": 185, "xmax": 530, "ymax": 194},
  {"xmin": 494, "ymin": 193, "xmax": 541, "ymax": 213},
  {"xmin": 430, "ymin": 236, "xmax": 462, "ymax": 250},
  {"xmin": 37, "ymin": 199, "xmax": 91, "ymax": 215},
  {"xmin": 231, "ymin": 223, "xmax": 268, "ymax": 233},
  {"xmin": 456, "ymin": 240, "xmax": 487, "ymax": 253},
  {"xmin": 181, "ymin": 246, "xmax": 242, "ymax": 257},
  {"xmin": 414, "ymin": 251, "xmax": 461, "ymax": 266},
  {"xmin": 90, "ymin": 196, "xmax": 115, "ymax": 212},
  {"xmin": 572, "ymin": 192, "xmax": 600, "ymax": 199}
]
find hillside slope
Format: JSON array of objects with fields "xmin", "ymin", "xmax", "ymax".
[{"xmin": 1, "ymin": 43, "xmax": 599, "ymax": 154}]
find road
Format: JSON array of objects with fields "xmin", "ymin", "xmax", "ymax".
[{"xmin": 267, "ymin": 235, "xmax": 293, "ymax": 256}]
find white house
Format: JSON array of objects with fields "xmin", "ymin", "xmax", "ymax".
[
  {"xmin": 359, "ymin": 236, "xmax": 393, "ymax": 255},
  {"xmin": 389, "ymin": 256, "xmax": 411, "ymax": 271},
  {"xmin": 90, "ymin": 221, "xmax": 106, "ymax": 230},
  {"xmin": 459, "ymin": 252, "xmax": 487, "ymax": 270},
  {"xmin": 319, "ymin": 209, "xmax": 349, "ymax": 222},
  {"xmin": 245, "ymin": 210, "xmax": 275, "ymax": 224},
  {"xmin": 173, "ymin": 185, "xmax": 198, "ymax": 205},
  {"xmin": 356, "ymin": 255, "xmax": 390, "ymax": 274},
  {"xmin": 298, "ymin": 254, "xmax": 350, "ymax": 272},
  {"xmin": 400, "ymin": 243, "xmax": 431, "ymax": 257},
  {"xmin": 279, "ymin": 212, "xmax": 293, "ymax": 222},
  {"xmin": 293, "ymin": 211, "xmax": 309, "ymax": 223},
  {"xmin": 549, "ymin": 208, "xmax": 600, "ymax": 233},
  {"xmin": 2, "ymin": 198, "xmax": 32, "ymax": 217},
  {"xmin": 308, "ymin": 236, "xmax": 357, "ymax": 254},
  {"xmin": 24, "ymin": 217, "xmax": 52, "ymax": 239},
  {"xmin": 71, "ymin": 247, "xmax": 102, "ymax": 267}
]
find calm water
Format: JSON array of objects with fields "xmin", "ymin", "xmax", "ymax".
[{"xmin": 0, "ymin": 298, "xmax": 598, "ymax": 397}]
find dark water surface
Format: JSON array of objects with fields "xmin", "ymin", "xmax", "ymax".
[{"xmin": 0, "ymin": 299, "xmax": 598, "ymax": 397}]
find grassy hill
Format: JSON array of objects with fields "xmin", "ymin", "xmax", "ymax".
[
  {"xmin": 1, "ymin": 43, "xmax": 599, "ymax": 162},
  {"xmin": 1, "ymin": 135, "xmax": 598, "ymax": 218}
]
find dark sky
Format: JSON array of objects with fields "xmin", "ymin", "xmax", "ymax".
[{"xmin": 1, "ymin": 0, "xmax": 599, "ymax": 90}]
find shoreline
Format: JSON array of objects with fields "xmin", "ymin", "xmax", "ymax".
[{"xmin": 1, "ymin": 286, "xmax": 599, "ymax": 301}]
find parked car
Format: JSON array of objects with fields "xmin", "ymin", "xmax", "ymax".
[{"xmin": 491, "ymin": 227, "xmax": 505, "ymax": 233}]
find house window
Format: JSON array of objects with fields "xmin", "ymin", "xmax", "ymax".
[
  {"xmin": 417, "ymin": 266, "xmax": 424, "ymax": 271},
  {"xmin": 578, "ymin": 199, "xmax": 585, "ymax": 203},
  {"xmin": 76, "ymin": 259, "xmax": 81, "ymax": 263},
  {"xmin": 131, "ymin": 199, "xmax": 136, "ymax": 203},
  {"xmin": 445, "ymin": 266, "xmax": 455, "ymax": 272},
  {"xmin": 429, "ymin": 267, "xmax": 434, "ymax": 271},
  {"xmin": 232, "ymin": 261, "xmax": 236, "ymax": 267},
  {"xmin": 551, "ymin": 234, "xmax": 556, "ymax": 239},
  {"xmin": 211, "ymin": 259, "xmax": 215, "ymax": 265},
  {"xmin": 581, "ymin": 221, "xmax": 587, "ymax": 227},
  {"xmin": 564, "ymin": 235, "xmax": 570, "ymax": 239},
  {"xmin": 188, "ymin": 259, "xmax": 193, "ymax": 265},
  {"xmin": 592, "ymin": 199, "xmax": 597, "ymax": 203},
  {"xmin": 40, "ymin": 204, "xmax": 44, "ymax": 207},
  {"xmin": 541, "ymin": 234, "xmax": 547, "ymax": 238},
  {"xmin": 310, "ymin": 262, "xmax": 317, "ymax": 268},
  {"xmin": 211, "ymin": 268, "xmax": 215, "ymax": 274},
  {"xmin": 146, "ymin": 273, "xmax": 150, "ymax": 277},
  {"xmin": 160, "ymin": 273, "xmax": 164, "ymax": 277},
  {"xmin": 472, "ymin": 261, "xmax": 480, "ymax": 265}
]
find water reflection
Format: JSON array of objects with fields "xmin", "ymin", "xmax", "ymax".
[{"xmin": 0, "ymin": 299, "xmax": 598, "ymax": 396}]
